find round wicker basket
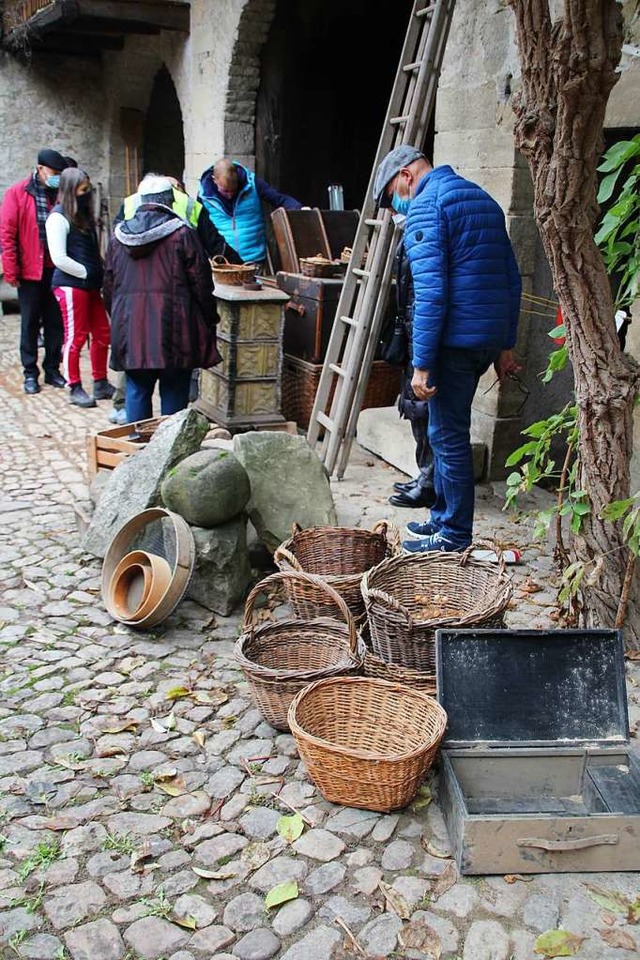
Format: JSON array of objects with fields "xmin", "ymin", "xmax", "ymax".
[
  {"xmin": 235, "ymin": 571, "xmax": 366, "ymax": 731},
  {"xmin": 274, "ymin": 520, "xmax": 401, "ymax": 626},
  {"xmin": 211, "ymin": 256, "xmax": 256, "ymax": 286},
  {"xmin": 288, "ymin": 676, "xmax": 447, "ymax": 811},
  {"xmin": 361, "ymin": 549, "xmax": 512, "ymax": 670}
]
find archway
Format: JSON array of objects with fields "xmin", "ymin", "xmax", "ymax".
[{"xmin": 144, "ymin": 65, "xmax": 185, "ymax": 180}]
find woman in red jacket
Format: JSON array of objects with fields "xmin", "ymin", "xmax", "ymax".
[{"xmin": 45, "ymin": 168, "xmax": 114, "ymax": 408}]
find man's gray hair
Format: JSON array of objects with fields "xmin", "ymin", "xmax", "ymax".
[{"xmin": 138, "ymin": 173, "xmax": 174, "ymax": 196}]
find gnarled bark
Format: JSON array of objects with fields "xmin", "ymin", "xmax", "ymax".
[{"xmin": 510, "ymin": 0, "xmax": 640, "ymax": 647}]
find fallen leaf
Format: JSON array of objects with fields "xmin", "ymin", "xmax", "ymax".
[
  {"xmin": 378, "ymin": 880, "xmax": 411, "ymax": 919},
  {"xmin": 599, "ymin": 927, "xmax": 637, "ymax": 951},
  {"xmin": 193, "ymin": 690, "xmax": 229, "ymax": 706},
  {"xmin": 534, "ymin": 929, "xmax": 584, "ymax": 957},
  {"xmin": 152, "ymin": 768, "xmax": 178, "ymax": 782},
  {"xmin": 166, "ymin": 686, "xmax": 192, "ymax": 701},
  {"xmin": 625, "ymin": 649, "xmax": 640, "ymax": 661},
  {"xmin": 422, "ymin": 837, "xmax": 452, "ymax": 860},
  {"xmin": 412, "ymin": 785, "xmax": 432, "ymax": 812},
  {"xmin": 601, "ymin": 912, "xmax": 617, "ymax": 926},
  {"xmin": 252, "ymin": 775, "xmax": 282, "ymax": 786},
  {"xmin": 150, "ymin": 718, "xmax": 167, "ymax": 733},
  {"xmin": 169, "ymin": 913, "xmax": 197, "ymax": 931},
  {"xmin": 102, "ymin": 721, "xmax": 138, "ymax": 734},
  {"xmin": 627, "ymin": 897, "xmax": 640, "ymax": 924},
  {"xmin": 585, "ymin": 884, "xmax": 630, "ymax": 914},
  {"xmin": 130, "ymin": 842, "xmax": 153, "ymax": 873},
  {"xmin": 96, "ymin": 744, "xmax": 127, "ymax": 758},
  {"xmin": 504, "ymin": 874, "xmax": 533, "ymax": 884},
  {"xmin": 193, "ymin": 731, "xmax": 206, "ymax": 748},
  {"xmin": 277, "ymin": 814, "xmax": 304, "ymax": 843},
  {"xmin": 430, "ymin": 861, "xmax": 457, "ymax": 900},
  {"xmin": 398, "ymin": 919, "xmax": 442, "ymax": 959},
  {"xmin": 265, "ymin": 879, "xmax": 299, "ymax": 910},
  {"xmin": 164, "ymin": 711, "xmax": 177, "ymax": 731},
  {"xmin": 192, "ymin": 865, "xmax": 233, "ymax": 879},
  {"xmin": 520, "ymin": 577, "xmax": 542, "ymax": 594},
  {"xmin": 221, "ymin": 716, "xmax": 236, "ymax": 728},
  {"xmin": 155, "ymin": 777, "xmax": 187, "ymax": 797}
]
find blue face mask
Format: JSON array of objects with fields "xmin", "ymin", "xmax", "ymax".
[
  {"xmin": 45, "ymin": 175, "xmax": 60, "ymax": 189},
  {"xmin": 391, "ymin": 192, "xmax": 410, "ymax": 216}
]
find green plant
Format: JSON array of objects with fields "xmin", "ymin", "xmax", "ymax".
[
  {"xmin": 139, "ymin": 771, "xmax": 154, "ymax": 788},
  {"xmin": 8, "ymin": 929, "xmax": 28, "ymax": 956},
  {"xmin": 596, "ymin": 134, "xmax": 640, "ymax": 309},
  {"xmin": 141, "ymin": 887, "xmax": 171, "ymax": 919},
  {"xmin": 101, "ymin": 833, "xmax": 136, "ymax": 855},
  {"xmin": 18, "ymin": 839, "xmax": 62, "ymax": 881}
]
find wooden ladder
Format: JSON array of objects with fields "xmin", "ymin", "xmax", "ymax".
[{"xmin": 306, "ymin": 0, "xmax": 456, "ymax": 477}]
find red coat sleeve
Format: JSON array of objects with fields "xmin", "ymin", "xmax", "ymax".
[{"xmin": 0, "ymin": 185, "xmax": 20, "ymax": 285}]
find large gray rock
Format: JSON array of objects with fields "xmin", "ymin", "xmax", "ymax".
[
  {"xmin": 161, "ymin": 449, "xmax": 250, "ymax": 527},
  {"xmin": 233, "ymin": 433, "xmax": 336, "ymax": 552},
  {"xmin": 82, "ymin": 409, "xmax": 209, "ymax": 558},
  {"xmin": 187, "ymin": 516, "xmax": 251, "ymax": 615}
]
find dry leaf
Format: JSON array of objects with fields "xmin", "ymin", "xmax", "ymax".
[
  {"xmin": 166, "ymin": 686, "xmax": 192, "ymax": 701},
  {"xmin": 378, "ymin": 880, "xmax": 411, "ymax": 919},
  {"xmin": 102, "ymin": 721, "xmax": 138, "ymax": 734},
  {"xmin": 585, "ymin": 884, "xmax": 630, "ymax": 914},
  {"xmin": 192, "ymin": 731, "xmax": 206, "ymax": 748},
  {"xmin": 422, "ymin": 837, "xmax": 452, "ymax": 860},
  {"xmin": 599, "ymin": 927, "xmax": 637, "ymax": 951},
  {"xmin": 164, "ymin": 711, "xmax": 177, "ymax": 731},
  {"xmin": 534, "ymin": 929, "xmax": 583, "ymax": 957},
  {"xmin": 412, "ymin": 785, "xmax": 432, "ymax": 812},
  {"xmin": 150, "ymin": 718, "xmax": 167, "ymax": 733},
  {"xmin": 193, "ymin": 690, "xmax": 229, "ymax": 706},
  {"xmin": 504, "ymin": 874, "xmax": 533, "ymax": 884},
  {"xmin": 153, "ymin": 768, "xmax": 178, "ymax": 782},
  {"xmin": 130, "ymin": 842, "xmax": 153, "ymax": 873},
  {"xmin": 155, "ymin": 777, "xmax": 187, "ymax": 797},
  {"xmin": 192, "ymin": 865, "xmax": 236, "ymax": 879},
  {"xmin": 430, "ymin": 860, "xmax": 457, "ymax": 900},
  {"xmin": 520, "ymin": 577, "xmax": 542, "ymax": 594},
  {"xmin": 601, "ymin": 912, "xmax": 617, "ymax": 926},
  {"xmin": 398, "ymin": 920, "xmax": 442, "ymax": 959},
  {"xmin": 241, "ymin": 841, "xmax": 272, "ymax": 872},
  {"xmin": 625, "ymin": 649, "xmax": 640, "ymax": 661},
  {"xmin": 96, "ymin": 744, "xmax": 127, "ymax": 758},
  {"xmin": 169, "ymin": 913, "xmax": 197, "ymax": 930}
]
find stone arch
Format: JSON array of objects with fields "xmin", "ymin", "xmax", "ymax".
[
  {"xmin": 144, "ymin": 65, "xmax": 185, "ymax": 179},
  {"xmin": 223, "ymin": 0, "xmax": 278, "ymax": 164}
]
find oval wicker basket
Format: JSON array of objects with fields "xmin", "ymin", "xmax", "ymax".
[
  {"xmin": 235, "ymin": 571, "xmax": 366, "ymax": 732},
  {"xmin": 363, "ymin": 650, "xmax": 436, "ymax": 694},
  {"xmin": 211, "ymin": 255, "xmax": 256, "ymax": 286},
  {"xmin": 102, "ymin": 508, "xmax": 195, "ymax": 629},
  {"xmin": 361, "ymin": 549, "xmax": 512, "ymax": 670},
  {"xmin": 299, "ymin": 256, "xmax": 341, "ymax": 278},
  {"xmin": 288, "ymin": 676, "xmax": 447, "ymax": 811},
  {"xmin": 274, "ymin": 520, "xmax": 401, "ymax": 626}
]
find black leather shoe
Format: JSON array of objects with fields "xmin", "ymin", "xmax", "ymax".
[
  {"xmin": 69, "ymin": 384, "xmax": 97, "ymax": 408},
  {"xmin": 44, "ymin": 371, "xmax": 66, "ymax": 388},
  {"xmin": 24, "ymin": 377, "xmax": 40, "ymax": 395},
  {"xmin": 393, "ymin": 478, "xmax": 420, "ymax": 494},
  {"xmin": 389, "ymin": 485, "xmax": 436, "ymax": 508}
]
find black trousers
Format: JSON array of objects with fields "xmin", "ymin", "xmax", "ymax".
[
  {"xmin": 18, "ymin": 270, "xmax": 63, "ymax": 379},
  {"xmin": 400, "ymin": 363, "xmax": 434, "ymax": 490}
]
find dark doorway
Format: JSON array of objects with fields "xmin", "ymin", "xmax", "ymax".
[
  {"xmin": 144, "ymin": 66, "xmax": 185, "ymax": 180},
  {"xmin": 256, "ymin": 0, "xmax": 425, "ymax": 210}
]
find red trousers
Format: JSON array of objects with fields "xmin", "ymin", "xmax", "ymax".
[{"xmin": 53, "ymin": 287, "xmax": 110, "ymax": 387}]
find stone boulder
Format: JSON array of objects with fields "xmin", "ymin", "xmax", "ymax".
[
  {"xmin": 187, "ymin": 516, "xmax": 251, "ymax": 616},
  {"xmin": 161, "ymin": 449, "xmax": 250, "ymax": 528},
  {"xmin": 82, "ymin": 409, "xmax": 209, "ymax": 559},
  {"xmin": 233, "ymin": 432, "xmax": 337, "ymax": 552}
]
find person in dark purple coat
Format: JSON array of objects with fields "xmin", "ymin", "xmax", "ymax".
[{"xmin": 103, "ymin": 175, "xmax": 221, "ymax": 422}]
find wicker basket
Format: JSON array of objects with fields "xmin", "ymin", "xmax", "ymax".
[
  {"xmin": 235, "ymin": 571, "xmax": 366, "ymax": 731},
  {"xmin": 282, "ymin": 354, "xmax": 401, "ymax": 430},
  {"xmin": 211, "ymin": 256, "xmax": 256, "ymax": 286},
  {"xmin": 288, "ymin": 676, "xmax": 447, "ymax": 811},
  {"xmin": 361, "ymin": 550, "xmax": 513, "ymax": 670},
  {"xmin": 274, "ymin": 520, "xmax": 401, "ymax": 625},
  {"xmin": 300, "ymin": 256, "xmax": 341, "ymax": 278},
  {"xmin": 363, "ymin": 650, "xmax": 436, "ymax": 694}
]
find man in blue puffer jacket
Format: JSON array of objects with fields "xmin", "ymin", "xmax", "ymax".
[
  {"xmin": 374, "ymin": 145, "xmax": 522, "ymax": 553},
  {"xmin": 199, "ymin": 159, "xmax": 302, "ymax": 266}
]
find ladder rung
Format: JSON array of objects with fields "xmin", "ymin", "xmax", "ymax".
[
  {"xmin": 389, "ymin": 115, "xmax": 409, "ymax": 125},
  {"xmin": 351, "ymin": 268, "xmax": 370, "ymax": 278},
  {"xmin": 365, "ymin": 218, "xmax": 385, "ymax": 227},
  {"xmin": 415, "ymin": 3, "xmax": 437, "ymax": 17},
  {"xmin": 316, "ymin": 412, "xmax": 334, "ymax": 430},
  {"xmin": 329, "ymin": 363, "xmax": 345, "ymax": 378},
  {"xmin": 403, "ymin": 60, "xmax": 423, "ymax": 72},
  {"xmin": 339, "ymin": 315, "xmax": 358, "ymax": 327}
]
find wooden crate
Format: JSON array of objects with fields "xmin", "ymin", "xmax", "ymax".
[{"xmin": 86, "ymin": 416, "xmax": 167, "ymax": 478}]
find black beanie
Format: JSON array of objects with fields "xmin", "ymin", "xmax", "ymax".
[{"xmin": 37, "ymin": 149, "xmax": 67, "ymax": 171}]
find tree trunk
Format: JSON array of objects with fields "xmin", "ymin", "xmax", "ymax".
[{"xmin": 510, "ymin": 0, "xmax": 640, "ymax": 647}]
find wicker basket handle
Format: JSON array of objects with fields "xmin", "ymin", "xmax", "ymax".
[
  {"xmin": 291, "ymin": 521, "xmax": 304, "ymax": 536},
  {"xmin": 365, "ymin": 586, "xmax": 414, "ymax": 629},
  {"xmin": 461, "ymin": 539, "xmax": 507, "ymax": 577},
  {"xmin": 372, "ymin": 519, "xmax": 402, "ymax": 556},
  {"xmin": 273, "ymin": 544, "xmax": 303, "ymax": 572},
  {"xmin": 211, "ymin": 255, "xmax": 230, "ymax": 267},
  {"xmin": 242, "ymin": 570, "xmax": 358, "ymax": 655}
]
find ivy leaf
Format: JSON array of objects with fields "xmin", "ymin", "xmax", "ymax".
[
  {"xmin": 627, "ymin": 897, "xmax": 640, "ymax": 923},
  {"xmin": 276, "ymin": 814, "xmax": 304, "ymax": 843},
  {"xmin": 264, "ymin": 880, "xmax": 299, "ymax": 910},
  {"xmin": 534, "ymin": 929, "xmax": 584, "ymax": 957}
]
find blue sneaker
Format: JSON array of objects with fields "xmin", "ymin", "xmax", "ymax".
[
  {"xmin": 402, "ymin": 532, "xmax": 469, "ymax": 554},
  {"xmin": 406, "ymin": 519, "xmax": 441, "ymax": 538}
]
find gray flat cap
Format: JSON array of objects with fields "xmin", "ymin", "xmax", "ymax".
[{"xmin": 373, "ymin": 145, "xmax": 425, "ymax": 206}]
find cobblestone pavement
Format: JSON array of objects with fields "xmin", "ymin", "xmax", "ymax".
[{"xmin": 0, "ymin": 310, "xmax": 639, "ymax": 960}]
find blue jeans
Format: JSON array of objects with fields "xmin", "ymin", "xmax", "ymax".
[
  {"xmin": 427, "ymin": 347, "xmax": 496, "ymax": 546},
  {"xmin": 125, "ymin": 369, "xmax": 193, "ymax": 422}
]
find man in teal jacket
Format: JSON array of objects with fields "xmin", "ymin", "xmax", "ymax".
[
  {"xmin": 199, "ymin": 159, "xmax": 302, "ymax": 265},
  {"xmin": 374, "ymin": 146, "xmax": 522, "ymax": 554}
]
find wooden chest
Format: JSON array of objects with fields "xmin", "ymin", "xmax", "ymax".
[
  {"xmin": 86, "ymin": 417, "xmax": 168, "ymax": 477},
  {"xmin": 277, "ymin": 272, "xmax": 344, "ymax": 363},
  {"xmin": 436, "ymin": 628, "xmax": 640, "ymax": 874}
]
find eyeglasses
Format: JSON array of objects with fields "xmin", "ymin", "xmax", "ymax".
[{"xmin": 482, "ymin": 371, "xmax": 529, "ymax": 416}]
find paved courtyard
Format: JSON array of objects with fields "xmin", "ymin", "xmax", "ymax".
[{"xmin": 0, "ymin": 309, "xmax": 638, "ymax": 960}]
